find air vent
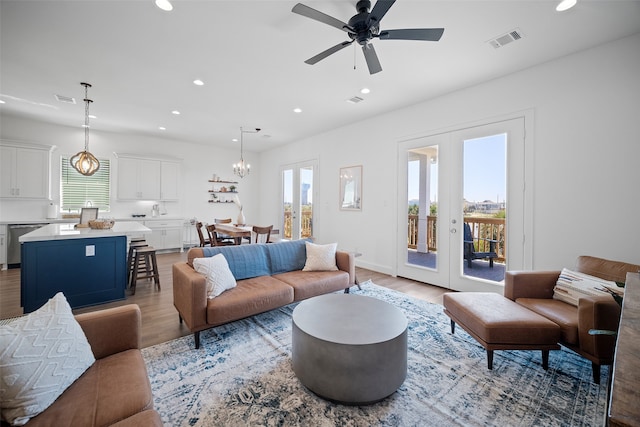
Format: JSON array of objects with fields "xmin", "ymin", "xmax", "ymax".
[
  {"xmin": 487, "ymin": 28, "xmax": 524, "ymax": 49},
  {"xmin": 55, "ymin": 94, "xmax": 76, "ymax": 104},
  {"xmin": 346, "ymin": 96, "xmax": 364, "ymax": 104}
]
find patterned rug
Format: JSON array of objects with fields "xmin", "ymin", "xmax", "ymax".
[{"xmin": 142, "ymin": 282, "xmax": 608, "ymax": 426}]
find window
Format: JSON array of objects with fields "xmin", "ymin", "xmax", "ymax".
[{"xmin": 61, "ymin": 157, "xmax": 110, "ymax": 210}]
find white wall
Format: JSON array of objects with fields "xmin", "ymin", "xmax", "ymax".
[
  {"xmin": 257, "ymin": 33, "xmax": 640, "ymax": 272},
  {"xmin": 0, "ymin": 115, "xmax": 260, "ymax": 227}
]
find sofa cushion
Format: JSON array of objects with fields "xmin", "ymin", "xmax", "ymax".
[
  {"xmin": 193, "ymin": 254, "xmax": 237, "ymax": 299},
  {"xmin": 516, "ymin": 298, "xmax": 579, "ymax": 345},
  {"xmin": 0, "ymin": 293, "xmax": 95, "ymax": 426},
  {"xmin": 265, "ymin": 239, "xmax": 310, "ymax": 274},
  {"xmin": 202, "ymin": 244, "xmax": 270, "ymax": 280},
  {"xmin": 206, "ymin": 276, "xmax": 294, "ymax": 327},
  {"xmin": 273, "ymin": 270, "xmax": 349, "ymax": 301},
  {"xmin": 303, "ymin": 242, "xmax": 338, "ymax": 272},
  {"xmin": 23, "ymin": 349, "xmax": 155, "ymax": 427}
]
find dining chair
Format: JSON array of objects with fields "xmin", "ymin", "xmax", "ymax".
[
  {"xmin": 195, "ymin": 222, "xmax": 210, "ymax": 247},
  {"xmin": 206, "ymin": 224, "xmax": 234, "ymax": 247},
  {"xmin": 252, "ymin": 225, "xmax": 273, "ymax": 244}
]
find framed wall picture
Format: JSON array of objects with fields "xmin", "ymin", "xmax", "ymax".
[
  {"xmin": 80, "ymin": 207, "xmax": 99, "ymax": 224},
  {"xmin": 339, "ymin": 165, "xmax": 362, "ymax": 211}
]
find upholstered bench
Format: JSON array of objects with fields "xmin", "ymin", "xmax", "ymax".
[{"xmin": 443, "ymin": 292, "xmax": 561, "ymax": 370}]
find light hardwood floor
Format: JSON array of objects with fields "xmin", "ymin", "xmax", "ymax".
[{"xmin": 0, "ymin": 251, "xmax": 450, "ymax": 348}]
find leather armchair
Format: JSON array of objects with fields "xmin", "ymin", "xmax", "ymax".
[{"xmin": 505, "ymin": 256, "xmax": 639, "ymax": 384}]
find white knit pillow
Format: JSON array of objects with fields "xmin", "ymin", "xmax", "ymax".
[
  {"xmin": 0, "ymin": 292, "xmax": 95, "ymax": 426},
  {"xmin": 193, "ymin": 254, "xmax": 237, "ymax": 299},
  {"xmin": 303, "ymin": 242, "xmax": 338, "ymax": 271}
]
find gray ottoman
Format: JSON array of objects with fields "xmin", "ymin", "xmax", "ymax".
[{"xmin": 292, "ymin": 293, "xmax": 408, "ymax": 405}]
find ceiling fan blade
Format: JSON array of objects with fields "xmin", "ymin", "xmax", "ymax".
[
  {"xmin": 379, "ymin": 28, "xmax": 444, "ymax": 41},
  {"xmin": 362, "ymin": 43, "xmax": 382, "ymax": 74},
  {"xmin": 369, "ymin": 0, "xmax": 396, "ymax": 24},
  {"xmin": 305, "ymin": 40, "xmax": 354, "ymax": 65},
  {"xmin": 292, "ymin": 3, "xmax": 351, "ymax": 33}
]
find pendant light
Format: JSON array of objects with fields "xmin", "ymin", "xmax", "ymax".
[
  {"xmin": 233, "ymin": 127, "xmax": 260, "ymax": 178},
  {"xmin": 70, "ymin": 82, "xmax": 100, "ymax": 176}
]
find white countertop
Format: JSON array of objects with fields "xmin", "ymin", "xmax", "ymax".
[
  {"xmin": 19, "ymin": 222, "xmax": 151, "ymax": 242},
  {"xmin": 1, "ymin": 216, "xmax": 186, "ymax": 225}
]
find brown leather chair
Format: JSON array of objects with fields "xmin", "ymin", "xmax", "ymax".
[
  {"xmin": 505, "ymin": 255, "xmax": 640, "ymax": 383},
  {"xmin": 252, "ymin": 225, "xmax": 273, "ymax": 243}
]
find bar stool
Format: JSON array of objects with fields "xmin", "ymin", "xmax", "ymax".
[
  {"xmin": 130, "ymin": 246, "xmax": 160, "ymax": 295},
  {"xmin": 127, "ymin": 239, "xmax": 148, "ymax": 287}
]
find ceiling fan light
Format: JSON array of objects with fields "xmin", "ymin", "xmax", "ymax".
[{"xmin": 556, "ymin": 0, "xmax": 577, "ymax": 12}]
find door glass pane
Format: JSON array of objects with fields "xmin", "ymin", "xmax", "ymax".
[
  {"xmin": 462, "ymin": 134, "xmax": 506, "ymax": 282},
  {"xmin": 407, "ymin": 146, "xmax": 438, "ymax": 269},
  {"xmin": 300, "ymin": 167, "xmax": 313, "ymax": 238},
  {"xmin": 282, "ymin": 169, "xmax": 293, "ymax": 239}
]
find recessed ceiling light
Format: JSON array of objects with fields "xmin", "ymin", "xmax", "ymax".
[
  {"xmin": 360, "ymin": 88, "xmax": 370, "ymax": 94},
  {"xmin": 171, "ymin": 110, "xmax": 180, "ymax": 115},
  {"xmin": 89, "ymin": 114, "xmax": 97, "ymax": 119},
  {"xmin": 159, "ymin": 126, "xmax": 166, "ymax": 131},
  {"xmin": 556, "ymin": 0, "xmax": 577, "ymax": 11},
  {"xmin": 193, "ymin": 79, "xmax": 204, "ymax": 86},
  {"xmin": 293, "ymin": 108, "xmax": 302, "ymax": 113},
  {"xmin": 0, "ymin": 100, "xmax": 6, "ymax": 104},
  {"xmin": 232, "ymin": 138, "xmax": 238, "ymax": 142},
  {"xmin": 155, "ymin": 0, "xmax": 173, "ymax": 11}
]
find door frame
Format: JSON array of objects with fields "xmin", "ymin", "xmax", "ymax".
[
  {"xmin": 396, "ymin": 110, "xmax": 535, "ymax": 290},
  {"xmin": 279, "ymin": 159, "xmax": 318, "ymax": 240}
]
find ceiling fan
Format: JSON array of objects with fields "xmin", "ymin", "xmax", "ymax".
[{"xmin": 292, "ymin": 0, "xmax": 444, "ymax": 74}]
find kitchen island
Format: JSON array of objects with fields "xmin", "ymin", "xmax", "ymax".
[{"xmin": 19, "ymin": 222, "xmax": 150, "ymax": 312}]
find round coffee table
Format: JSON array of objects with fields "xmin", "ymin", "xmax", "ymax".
[{"xmin": 292, "ymin": 293, "xmax": 408, "ymax": 405}]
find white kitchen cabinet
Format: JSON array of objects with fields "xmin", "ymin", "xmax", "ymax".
[
  {"xmin": 117, "ymin": 156, "xmax": 161, "ymax": 200},
  {"xmin": 0, "ymin": 143, "xmax": 51, "ymax": 199},
  {"xmin": 144, "ymin": 220, "xmax": 183, "ymax": 251},
  {"xmin": 116, "ymin": 154, "xmax": 181, "ymax": 201},
  {"xmin": 160, "ymin": 161, "xmax": 180, "ymax": 201}
]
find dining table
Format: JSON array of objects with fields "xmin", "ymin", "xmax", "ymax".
[{"xmin": 213, "ymin": 223, "xmax": 252, "ymax": 245}]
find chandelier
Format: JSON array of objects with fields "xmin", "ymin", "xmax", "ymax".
[
  {"xmin": 70, "ymin": 82, "xmax": 100, "ymax": 176},
  {"xmin": 233, "ymin": 127, "xmax": 260, "ymax": 178}
]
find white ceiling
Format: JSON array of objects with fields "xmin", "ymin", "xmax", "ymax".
[{"xmin": 1, "ymin": 0, "xmax": 639, "ymax": 152}]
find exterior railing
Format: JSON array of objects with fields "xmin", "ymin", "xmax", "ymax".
[
  {"xmin": 283, "ymin": 210, "xmax": 312, "ymax": 239},
  {"xmin": 408, "ymin": 215, "xmax": 506, "ymax": 262}
]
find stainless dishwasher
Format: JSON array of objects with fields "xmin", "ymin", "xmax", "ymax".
[{"xmin": 7, "ymin": 223, "xmax": 48, "ymax": 268}]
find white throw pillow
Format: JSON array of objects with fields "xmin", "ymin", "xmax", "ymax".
[
  {"xmin": 303, "ymin": 242, "xmax": 338, "ymax": 272},
  {"xmin": 552, "ymin": 268, "xmax": 620, "ymax": 307},
  {"xmin": 0, "ymin": 292, "xmax": 95, "ymax": 426},
  {"xmin": 193, "ymin": 254, "xmax": 237, "ymax": 299}
]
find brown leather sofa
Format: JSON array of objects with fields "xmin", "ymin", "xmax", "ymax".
[
  {"xmin": 8, "ymin": 305, "xmax": 163, "ymax": 427},
  {"xmin": 173, "ymin": 242, "xmax": 355, "ymax": 349},
  {"xmin": 505, "ymin": 255, "xmax": 640, "ymax": 384}
]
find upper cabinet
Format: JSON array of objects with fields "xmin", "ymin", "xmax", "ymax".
[
  {"xmin": 160, "ymin": 161, "xmax": 180, "ymax": 201},
  {"xmin": 115, "ymin": 154, "xmax": 181, "ymax": 201},
  {"xmin": 0, "ymin": 142, "xmax": 52, "ymax": 199}
]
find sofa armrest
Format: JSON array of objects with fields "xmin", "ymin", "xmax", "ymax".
[
  {"xmin": 578, "ymin": 295, "xmax": 621, "ymax": 360},
  {"xmin": 504, "ymin": 270, "xmax": 561, "ymax": 301},
  {"xmin": 172, "ymin": 262, "xmax": 208, "ymax": 332},
  {"xmin": 336, "ymin": 251, "xmax": 355, "ymax": 285},
  {"xmin": 75, "ymin": 304, "xmax": 141, "ymax": 360}
]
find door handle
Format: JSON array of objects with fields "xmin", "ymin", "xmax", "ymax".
[{"xmin": 450, "ymin": 228, "xmax": 457, "ymax": 234}]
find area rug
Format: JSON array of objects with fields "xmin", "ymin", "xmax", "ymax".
[{"xmin": 142, "ymin": 282, "xmax": 608, "ymax": 426}]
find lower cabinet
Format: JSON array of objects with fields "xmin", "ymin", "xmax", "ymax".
[{"xmin": 144, "ymin": 220, "xmax": 183, "ymax": 251}]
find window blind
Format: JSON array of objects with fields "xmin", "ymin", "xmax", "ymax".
[{"xmin": 61, "ymin": 157, "xmax": 111, "ymax": 210}]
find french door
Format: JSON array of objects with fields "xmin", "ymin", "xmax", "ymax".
[
  {"xmin": 397, "ymin": 116, "xmax": 530, "ymax": 292},
  {"xmin": 281, "ymin": 161, "xmax": 317, "ymax": 240}
]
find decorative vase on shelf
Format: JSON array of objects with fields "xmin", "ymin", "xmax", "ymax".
[{"xmin": 237, "ymin": 209, "xmax": 245, "ymax": 226}]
